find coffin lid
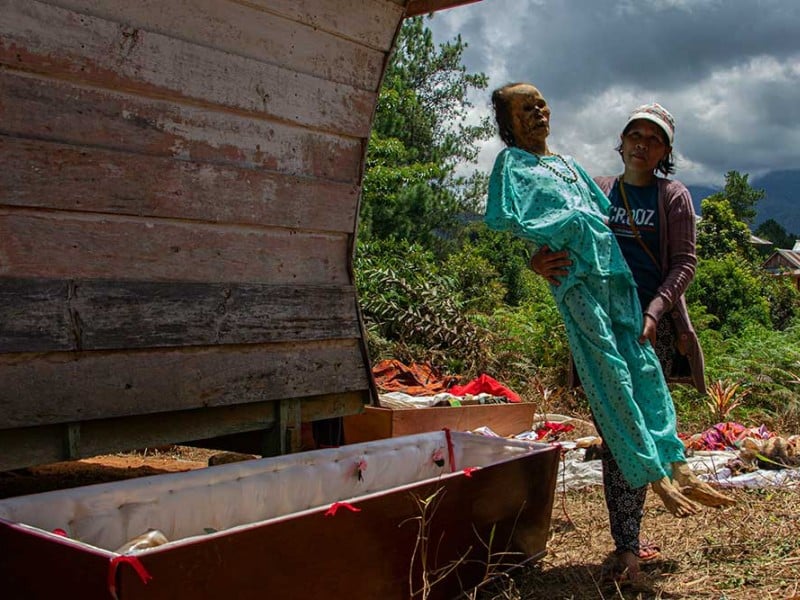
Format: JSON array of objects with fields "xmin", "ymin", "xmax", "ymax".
[{"xmin": 406, "ymin": 0, "xmax": 483, "ymax": 17}]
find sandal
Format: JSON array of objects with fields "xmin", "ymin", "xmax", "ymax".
[{"xmin": 638, "ymin": 540, "xmax": 662, "ymax": 563}]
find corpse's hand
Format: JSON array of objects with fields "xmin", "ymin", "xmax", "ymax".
[
  {"xmin": 639, "ymin": 315, "xmax": 657, "ymax": 346},
  {"xmin": 530, "ymin": 245, "xmax": 571, "ymax": 286}
]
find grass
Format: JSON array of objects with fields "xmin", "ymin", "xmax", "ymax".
[
  {"xmin": 462, "ymin": 386, "xmax": 800, "ymax": 600},
  {"xmin": 470, "ymin": 479, "xmax": 800, "ymax": 600}
]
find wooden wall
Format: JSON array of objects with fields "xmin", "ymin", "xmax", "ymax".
[
  {"xmin": 0, "ymin": 0, "xmax": 483, "ymax": 471},
  {"xmin": 0, "ymin": 0, "xmax": 419, "ymax": 470}
]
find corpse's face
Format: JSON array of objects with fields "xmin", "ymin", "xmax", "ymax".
[{"xmin": 507, "ymin": 84, "xmax": 550, "ymax": 152}]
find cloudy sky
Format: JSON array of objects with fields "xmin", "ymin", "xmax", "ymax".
[{"xmin": 428, "ymin": 0, "xmax": 800, "ymax": 187}]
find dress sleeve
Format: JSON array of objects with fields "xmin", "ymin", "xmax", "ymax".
[
  {"xmin": 485, "ymin": 149, "xmax": 516, "ymax": 232},
  {"xmin": 485, "ymin": 149, "xmax": 547, "ymax": 245}
]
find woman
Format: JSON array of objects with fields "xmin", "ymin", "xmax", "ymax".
[
  {"xmin": 485, "ymin": 81, "xmax": 706, "ymax": 519},
  {"xmin": 530, "ymin": 101, "xmax": 735, "ymax": 581}
]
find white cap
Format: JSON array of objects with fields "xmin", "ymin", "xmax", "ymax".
[{"xmin": 625, "ymin": 103, "xmax": 675, "ymax": 145}]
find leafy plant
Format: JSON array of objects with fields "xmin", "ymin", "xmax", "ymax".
[
  {"xmin": 355, "ymin": 239, "xmax": 495, "ymax": 375},
  {"xmin": 688, "ymin": 255, "xmax": 771, "ymax": 336},
  {"xmin": 704, "ymin": 379, "xmax": 749, "ymax": 424}
]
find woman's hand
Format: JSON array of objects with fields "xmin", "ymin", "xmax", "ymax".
[
  {"xmin": 530, "ymin": 245, "xmax": 571, "ymax": 286},
  {"xmin": 639, "ymin": 315, "xmax": 657, "ymax": 346}
]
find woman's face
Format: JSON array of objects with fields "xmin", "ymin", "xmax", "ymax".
[
  {"xmin": 508, "ymin": 84, "xmax": 550, "ymax": 150},
  {"xmin": 620, "ymin": 119, "xmax": 670, "ymax": 173}
]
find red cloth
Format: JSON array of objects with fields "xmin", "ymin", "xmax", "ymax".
[
  {"xmin": 447, "ymin": 374, "xmax": 521, "ymax": 403},
  {"xmin": 372, "ymin": 359, "xmax": 457, "ymax": 395},
  {"xmin": 535, "ymin": 421, "xmax": 575, "ymax": 441}
]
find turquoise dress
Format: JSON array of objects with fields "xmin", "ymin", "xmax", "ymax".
[{"xmin": 485, "ymin": 147, "xmax": 685, "ymax": 488}]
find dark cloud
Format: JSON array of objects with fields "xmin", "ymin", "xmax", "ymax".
[{"xmin": 430, "ymin": 0, "xmax": 800, "ymax": 185}]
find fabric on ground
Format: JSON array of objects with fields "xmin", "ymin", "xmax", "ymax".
[
  {"xmin": 447, "ymin": 373, "xmax": 521, "ymax": 402},
  {"xmin": 378, "ymin": 392, "xmax": 506, "ymax": 410},
  {"xmin": 551, "ymin": 446, "xmax": 800, "ymax": 491},
  {"xmin": 372, "ymin": 359, "xmax": 457, "ymax": 396},
  {"xmin": 685, "ymin": 422, "xmax": 774, "ymax": 451}
]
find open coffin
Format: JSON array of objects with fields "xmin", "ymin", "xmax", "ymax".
[{"xmin": 0, "ymin": 431, "xmax": 559, "ymax": 600}]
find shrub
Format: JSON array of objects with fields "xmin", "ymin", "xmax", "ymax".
[
  {"xmin": 354, "ymin": 239, "xmax": 493, "ymax": 376},
  {"xmin": 760, "ymin": 272, "xmax": 800, "ymax": 330},
  {"xmin": 688, "ymin": 256, "xmax": 771, "ymax": 336},
  {"xmin": 697, "ymin": 319, "xmax": 800, "ymax": 432},
  {"xmin": 441, "ymin": 245, "xmax": 507, "ymax": 314}
]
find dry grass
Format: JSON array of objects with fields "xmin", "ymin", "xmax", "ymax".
[{"xmin": 472, "ymin": 479, "xmax": 800, "ymax": 600}]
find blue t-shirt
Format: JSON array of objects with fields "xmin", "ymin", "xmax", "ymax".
[{"xmin": 607, "ymin": 180, "xmax": 661, "ymax": 304}]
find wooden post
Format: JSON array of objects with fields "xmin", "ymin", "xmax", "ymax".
[
  {"xmin": 65, "ymin": 423, "xmax": 81, "ymax": 460},
  {"xmin": 281, "ymin": 399, "xmax": 302, "ymax": 454}
]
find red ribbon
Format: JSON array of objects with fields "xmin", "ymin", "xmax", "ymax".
[
  {"xmin": 462, "ymin": 467, "xmax": 479, "ymax": 478},
  {"xmin": 442, "ymin": 427, "xmax": 456, "ymax": 472},
  {"xmin": 108, "ymin": 555, "xmax": 152, "ymax": 600},
  {"xmin": 324, "ymin": 501, "xmax": 361, "ymax": 517}
]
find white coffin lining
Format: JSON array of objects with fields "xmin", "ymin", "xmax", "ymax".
[{"xmin": 0, "ymin": 432, "xmax": 544, "ymax": 552}]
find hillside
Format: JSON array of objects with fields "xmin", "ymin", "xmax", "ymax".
[{"xmin": 687, "ymin": 169, "xmax": 800, "ymax": 240}]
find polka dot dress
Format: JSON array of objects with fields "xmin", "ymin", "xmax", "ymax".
[{"xmin": 486, "ymin": 147, "xmax": 686, "ymax": 488}]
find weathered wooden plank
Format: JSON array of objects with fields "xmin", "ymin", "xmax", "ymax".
[
  {"xmin": 0, "ymin": 210, "xmax": 350, "ymax": 284},
  {"xmin": 298, "ymin": 392, "xmax": 368, "ymax": 423},
  {"xmin": 44, "ymin": 0, "xmax": 403, "ymax": 55},
  {"xmin": 230, "ymin": 0, "xmax": 404, "ymax": 51},
  {"xmin": 1, "ymin": 0, "xmax": 375, "ymax": 138},
  {"xmin": 0, "ymin": 279, "xmax": 73, "ymax": 353},
  {"xmin": 0, "ymin": 137, "xmax": 359, "ymax": 232},
  {"xmin": 0, "ymin": 392, "xmax": 367, "ymax": 471},
  {"xmin": 0, "ymin": 70, "xmax": 362, "ymax": 184},
  {"xmin": 0, "ymin": 278, "xmax": 360, "ymax": 353},
  {"xmin": 41, "ymin": 0, "xmax": 385, "ymax": 91},
  {"xmin": 406, "ymin": 0, "xmax": 483, "ymax": 17},
  {"xmin": 0, "ymin": 340, "xmax": 370, "ymax": 429},
  {"xmin": 0, "ymin": 405, "xmax": 278, "ymax": 471}
]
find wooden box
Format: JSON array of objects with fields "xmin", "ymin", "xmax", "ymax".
[
  {"xmin": 0, "ymin": 432, "xmax": 559, "ymax": 600},
  {"xmin": 344, "ymin": 402, "xmax": 538, "ymax": 444}
]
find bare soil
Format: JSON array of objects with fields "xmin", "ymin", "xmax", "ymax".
[{"xmin": 0, "ymin": 446, "xmax": 218, "ymax": 499}]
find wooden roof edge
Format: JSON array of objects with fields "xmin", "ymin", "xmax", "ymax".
[
  {"xmin": 405, "ymin": 0, "xmax": 483, "ymax": 17},
  {"xmin": 763, "ymin": 249, "xmax": 800, "ymax": 270},
  {"xmin": 777, "ymin": 249, "xmax": 800, "ymax": 267}
]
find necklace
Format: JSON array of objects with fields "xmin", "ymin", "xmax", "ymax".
[{"xmin": 537, "ymin": 154, "xmax": 578, "ymax": 184}]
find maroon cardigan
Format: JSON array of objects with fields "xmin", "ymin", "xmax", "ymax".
[{"xmin": 594, "ymin": 175, "xmax": 707, "ymax": 394}]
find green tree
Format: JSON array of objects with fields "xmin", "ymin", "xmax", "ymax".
[
  {"xmin": 755, "ymin": 218, "xmax": 796, "ymax": 250},
  {"xmin": 374, "ymin": 17, "xmax": 491, "ymax": 169},
  {"xmin": 687, "ymin": 256, "xmax": 771, "ymax": 336},
  {"xmin": 358, "ymin": 17, "xmax": 493, "ymax": 249},
  {"xmin": 706, "ymin": 170, "xmax": 764, "ymax": 226},
  {"xmin": 459, "ymin": 223, "xmax": 538, "ymax": 307},
  {"xmin": 760, "ymin": 272, "xmax": 800, "ymax": 330},
  {"xmin": 697, "ymin": 195, "xmax": 758, "ymax": 262}
]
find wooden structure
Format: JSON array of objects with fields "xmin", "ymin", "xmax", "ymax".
[
  {"xmin": 345, "ymin": 402, "xmax": 538, "ymax": 443},
  {"xmin": 0, "ymin": 432, "xmax": 560, "ymax": 599},
  {"xmin": 762, "ymin": 241, "xmax": 800, "ymax": 291},
  {"xmin": 0, "ymin": 0, "xmax": 483, "ymax": 471}
]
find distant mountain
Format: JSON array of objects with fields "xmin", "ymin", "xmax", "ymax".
[
  {"xmin": 686, "ymin": 169, "xmax": 800, "ymax": 238},
  {"xmin": 686, "ymin": 185, "xmax": 719, "ymax": 213},
  {"xmin": 751, "ymin": 170, "xmax": 800, "ymax": 237}
]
